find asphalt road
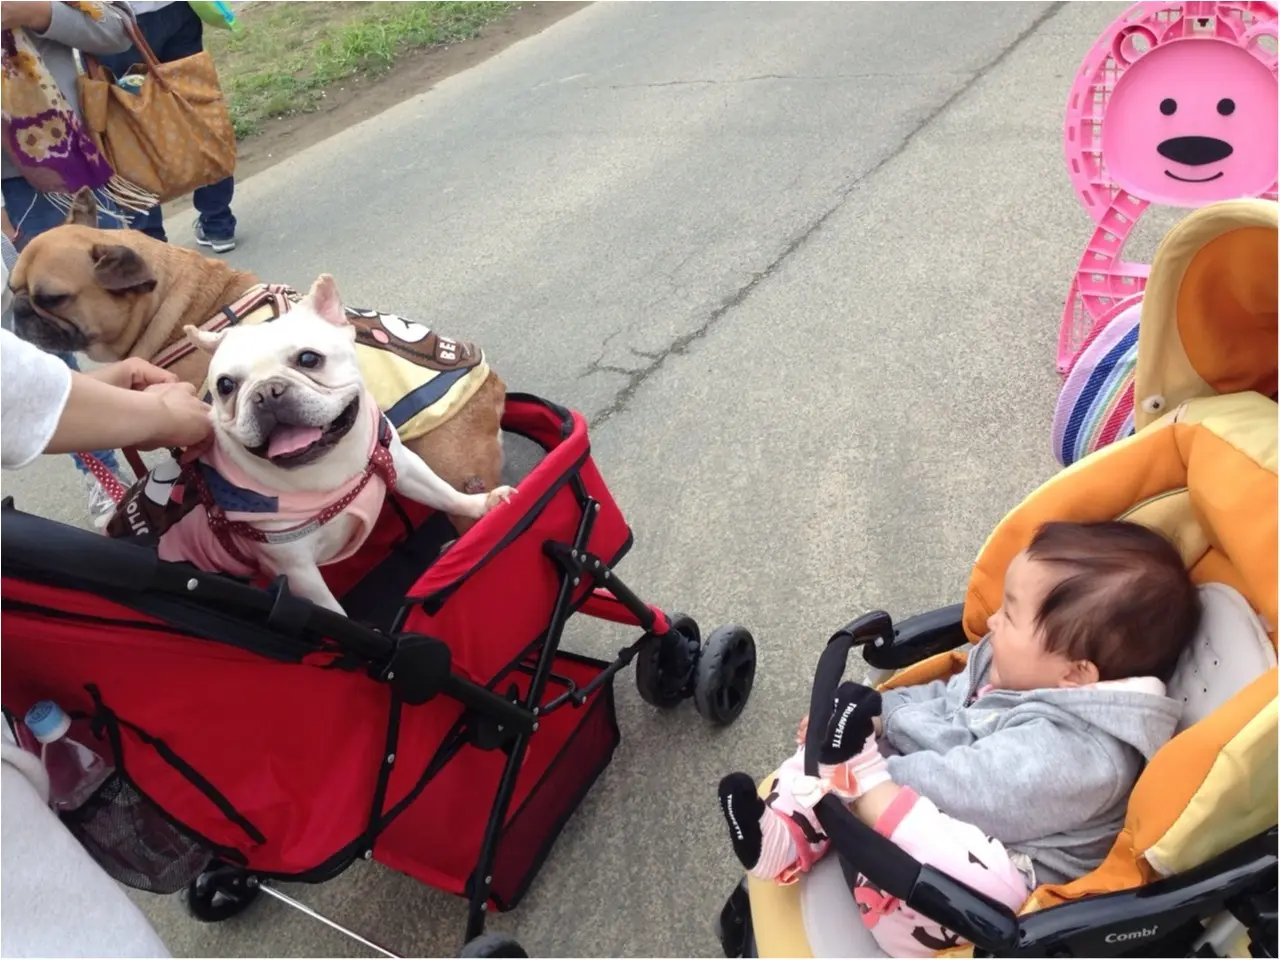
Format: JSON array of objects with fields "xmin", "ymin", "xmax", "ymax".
[{"xmin": 3, "ymin": 2, "xmax": 1144, "ymax": 956}]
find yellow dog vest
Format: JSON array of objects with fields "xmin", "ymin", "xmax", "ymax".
[{"xmin": 157, "ymin": 284, "xmax": 490, "ymax": 444}]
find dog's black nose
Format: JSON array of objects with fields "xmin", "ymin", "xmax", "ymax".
[
  {"xmin": 1157, "ymin": 136, "xmax": 1234, "ymax": 166},
  {"xmin": 252, "ymin": 379, "xmax": 291, "ymax": 405}
]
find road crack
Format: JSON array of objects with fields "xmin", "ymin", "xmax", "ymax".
[{"xmin": 587, "ymin": 2, "xmax": 1065, "ymax": 428}]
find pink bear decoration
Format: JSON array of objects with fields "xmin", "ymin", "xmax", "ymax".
[{"xmin": 1057, "ymin": 1, "xmax": 1278, "ymax": 372}]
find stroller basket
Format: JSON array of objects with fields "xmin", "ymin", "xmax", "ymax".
[{"xmin": 2, "ymin": 393, "xmax": 757, "ymax": 951}]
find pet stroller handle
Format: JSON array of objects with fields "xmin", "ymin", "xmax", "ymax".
[
  {"xmin": 802, "ymin": 612, "xmax": 1022, "ymax": 952},
  {"xmin": 0, "ymin": 500, "xmax": 534, "ymax": 733}
]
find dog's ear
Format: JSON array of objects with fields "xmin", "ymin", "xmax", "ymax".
[
  {"xmin": 90, "ymin": 244, "xmax": 157, "ymax": 293},
  {"xmin": 183, "ymin": 324, "xmax": 225, "ymax": 354},
  {"xmin": 304, "ymin": 273, "xmax": 349, "ymax": 328},
  {"xmin": 65, "ymin": 188, "xmax": 99, "ymax": 227}
]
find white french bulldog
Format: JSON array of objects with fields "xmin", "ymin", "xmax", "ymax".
[{"xmin": 177, "ymin": 273, "xmax": 515, "ymax": 615}]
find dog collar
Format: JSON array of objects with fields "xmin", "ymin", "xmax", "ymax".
[{"xmin": 184, "ymin": 415, "xmax": 397, "ymax": 571}]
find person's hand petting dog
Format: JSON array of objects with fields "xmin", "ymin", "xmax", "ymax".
[
  {"xmin": 82, "ymin": 356, "xmax": 179, "ymax": 391},
  {"xmin": 44, "ymin": 357, "xmax": 212, "ymax": 456}
]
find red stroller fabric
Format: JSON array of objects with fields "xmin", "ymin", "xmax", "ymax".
[{"xmin": 1, "ymin": 396, "xmax": 631, "ymax": 907}]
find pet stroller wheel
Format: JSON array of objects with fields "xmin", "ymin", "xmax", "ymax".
[
  {"xmin": 459, "ymin": 933, "xmax": 528, "ymax": 958},
  {"xmin": 635, "ymin": 612, "xmax": 701, "ymax": 708},
  {"xmin": 694, "ymin": 625, "xmax": 756, "ymax": 726},
  {"xmin": 185, "ymin": 861, "xmax": 261, "ymax": 922}
]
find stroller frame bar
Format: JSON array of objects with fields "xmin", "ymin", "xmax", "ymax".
[
  {"xmin": 5, "ymin": 394, "xmax": 757, "ymax": 958},
  {"xmin": 462, "ymin": 473, "xmax": 678, "ymax": 943}
]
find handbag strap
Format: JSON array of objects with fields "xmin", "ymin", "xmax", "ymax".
[{"xmin": 82, "ymin": 2, "xmax": 173, "ymax": 95}]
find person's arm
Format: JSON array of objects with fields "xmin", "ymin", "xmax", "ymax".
[
  {"xmin": 43, "ymin": 375, "xmax": 209, "ymax": 455},
  {"xmin": 1, "ymin": 331, "xmax": 211, "ymax": 467},
  {"xmin": 880, "ymin": 719, "xmax": 1121, "ymax": 845},
  {"xmin": 1, "ymin": 331, "xmax": 73, "ymax": 469},
  {"xmin": 12, "ymin": 1, "xmax": 134, "ymax": 56}
]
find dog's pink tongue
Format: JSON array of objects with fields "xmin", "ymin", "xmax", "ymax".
[{"xmin": 268, "ymin": 425, "xmax": 323, "ymax": 459}]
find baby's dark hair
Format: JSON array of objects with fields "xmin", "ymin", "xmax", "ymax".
[{"xmin": 1025, "ymin": 520, "xmax": 1202, "ymax": 682}]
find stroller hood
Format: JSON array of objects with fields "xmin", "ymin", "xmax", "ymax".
[{"xmin": 1133, "ymin": 198, "xmax": 1278, "ymax": 430}]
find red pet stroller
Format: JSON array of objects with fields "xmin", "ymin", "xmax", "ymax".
[{"xmin": 0, "ymin": 394, "xmax": 756, "ymax": 957}]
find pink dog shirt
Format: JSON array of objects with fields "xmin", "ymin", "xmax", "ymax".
[{"xmin": 158, "ymin": 394, "xmax": 394, "ymax": 578}]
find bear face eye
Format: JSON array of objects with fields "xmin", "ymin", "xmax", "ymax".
[
  {"xmin": 1160, "ymin": 98, "xmax": 1177, "ymax": 116},
  {"xmin": 216, "ymin": 375, "xmax": 237, "ymax": 397},
  {"xmin": 1217, "ymin": 98, "xmax": 1235, "ymax": 116},
  {"xmin": 296, "ymin": 350, "xmax": 324, "ymax": 370}
]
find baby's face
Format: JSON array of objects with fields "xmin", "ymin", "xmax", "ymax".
[{"xmin": 986, "ymin": 550, "xmax": 1090, "ymax": 691}]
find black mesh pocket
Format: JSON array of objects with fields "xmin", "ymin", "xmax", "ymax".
[{"xmin": 61, "ymin": 773, "xmax": 213, "ymax": 894}]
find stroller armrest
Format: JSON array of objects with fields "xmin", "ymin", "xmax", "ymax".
[
  {"xmin": 861, "ymin": 603, "xmax": 968, "ymax": 670},
  {"xmin": 806, "ymin": 618, "xmax": 1020, "ymax": 951},
  {"xmin": 1014, "ymin": 826, "xmax": 1278, "ymax": 956},
  {"xmin": 814, "ymin": 795, "xmax": 1021, "ymax": 951}
]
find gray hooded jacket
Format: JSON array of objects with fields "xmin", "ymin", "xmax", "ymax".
[{"xmin": 879, "ymin": 637, "xmax": 1182, "ymax": 884}]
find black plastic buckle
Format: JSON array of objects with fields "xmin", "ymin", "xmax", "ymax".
[{"xmin": 376, "ymin": 633, "xmax": 452, "ymax": 706}]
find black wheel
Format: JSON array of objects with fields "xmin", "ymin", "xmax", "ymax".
[
  {"xmin": 185, "ymin": 863, "xmax": 261, "ymax": 922},
  {"xmin": 460, "ymin": 933, "xmax": 528, "ymax": 958},
  {"xmin": 635, "ymin": 613, "xmax": 701, "ymax": 708},
  {"xmin": 694, "ymin": 625, "xmax": 756, "ymax": 725},
  {"xmin": 715, "ymin": 880, "xmax": 752, "ymax": 958}
]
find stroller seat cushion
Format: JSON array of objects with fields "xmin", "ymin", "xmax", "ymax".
[{"xmin": 1168, "ymin": 583, "xmax": 1276, "ymax": 735}]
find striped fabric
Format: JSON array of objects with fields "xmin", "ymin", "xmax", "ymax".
[{"xmin": 1052, "ymin": 298, "xmax": 1142, "ymax": 467}]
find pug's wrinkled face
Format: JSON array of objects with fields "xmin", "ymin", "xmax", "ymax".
[
  {"xmin": 189, "ymin": 275, "xmax": 364, "ymax": 470},
  {"xmin": 7, "ymin": 190, "xmax": 162, "ymax": 358}
]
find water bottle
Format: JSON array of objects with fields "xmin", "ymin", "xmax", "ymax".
[{"xmin": 24, "ymin": 701, "xmax": 114, "ymax": 813}]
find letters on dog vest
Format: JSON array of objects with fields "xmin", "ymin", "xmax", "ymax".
[{"xmin": 154, "ymin": 284, "xmax": 490, "ymax": 444}]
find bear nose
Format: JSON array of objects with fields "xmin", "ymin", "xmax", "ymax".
[
  {"xmin": 1157, "ymin": 136, "xmax": 1234, "ymax": 166},
  {"xmin": 251, "ymin": 378, "xmax": 291, "ymax": 405}
]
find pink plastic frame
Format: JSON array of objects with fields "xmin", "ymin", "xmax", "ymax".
[{"xmin": 1057, "ymin": 1, "xmax": 1278, "ymax": 372}]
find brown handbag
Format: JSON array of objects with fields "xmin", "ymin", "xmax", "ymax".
[{"xmin": 78, "ymin": 9, "xmax": 236, "ymax": 205}]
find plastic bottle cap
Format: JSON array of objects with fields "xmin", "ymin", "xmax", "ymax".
[{"xmin": 24, "ymin": 701, "xmax": 71, "ymax": 744}]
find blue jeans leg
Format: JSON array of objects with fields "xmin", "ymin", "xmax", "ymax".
[
  {"xmin": 97, "ymin": 1, "xmax": 236, "ymax": 240},
  {"xmin": 1, "ymin": 176, "xmax": 129, "ymax": 245},
  {"xmin": 1, "ymin": 178, "xmax": 124, "ymax": 478},
  {"xmin": 193, "ymin": 176, "xmax": 235, "ymax": 238}
]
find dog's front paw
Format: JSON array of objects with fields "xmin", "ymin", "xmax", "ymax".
[{"xmin": 484, "ymin": 486, "xmax": 517, "ymax": 511}]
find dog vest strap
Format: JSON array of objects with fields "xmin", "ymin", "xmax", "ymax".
[{"xmin": 152, "ymin": 284, "xmax": 290, "ymax": 371}]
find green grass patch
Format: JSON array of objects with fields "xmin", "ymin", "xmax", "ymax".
[{"xmin": 207, "ymin": 2, "xmax": 513, "ymax": 140}]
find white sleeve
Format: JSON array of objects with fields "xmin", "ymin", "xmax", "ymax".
[
  {"xmin": 1, "ymin": 329, "xmax": 73, "ymax": 469},
  {"xmin": 1, "ymin": 730, "xmax": 171, "ymax": 958}
]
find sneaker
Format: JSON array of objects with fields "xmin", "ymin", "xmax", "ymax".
[{"xmin": 194, "ymin": 218, "xmax": 236, "ymax": 254}]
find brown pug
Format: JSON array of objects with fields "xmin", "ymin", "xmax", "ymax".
[{"xmin": 9, "ymin": 190, "xmax": 505, "ymax": 531}]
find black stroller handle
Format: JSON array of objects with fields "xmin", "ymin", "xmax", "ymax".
[
  {"xmin": 0, "ymin": 501, "xmax": 534, "ymax": 735},
  {"xmin": 1, "ymin": 498, "xmax": 161, "ymax": 590},
  {"xmin": 802, "ymin": 611, "xmax": 1021, "ymax": 950},
  {"xmin": 802, "ymin": 611, "xmax": 894, "ymax": 778}
]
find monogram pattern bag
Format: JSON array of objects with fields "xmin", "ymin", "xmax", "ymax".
[{"xmin": 77, "ymin": 6, "xmax": 235, "ymax": 205}]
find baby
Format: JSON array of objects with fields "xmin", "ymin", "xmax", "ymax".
[{"xmin": 718, "ymin": 520, "xmax": 1201, "ymax": 957}]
